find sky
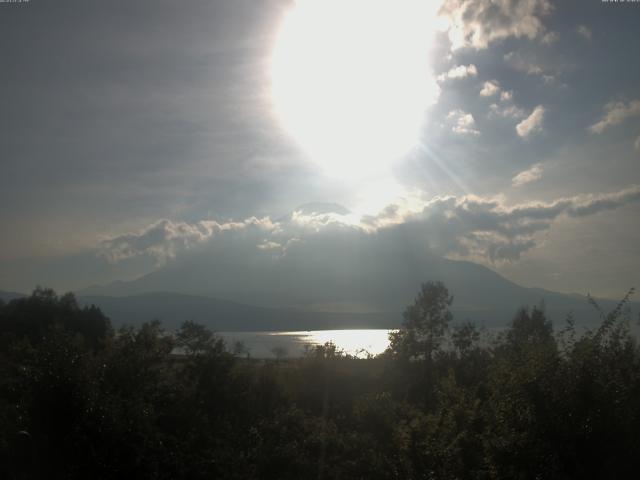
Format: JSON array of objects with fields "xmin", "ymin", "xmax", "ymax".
[{"xmin": 1, "ymin": 0, "xmax": 639, "ymax": 300}]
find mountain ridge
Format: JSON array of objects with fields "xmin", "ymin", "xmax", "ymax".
[{"xmin": 76, "ymin": 253, "xmax": 637, "ymax": 328}]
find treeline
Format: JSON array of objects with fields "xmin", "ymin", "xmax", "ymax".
[{"xmin": 1, "ymin": 284, "xmax": 640, "ymax": 479}]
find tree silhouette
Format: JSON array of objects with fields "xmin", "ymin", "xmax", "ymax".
[
  {"xmin": 2, "ymin": 285, "xmax": 640, "ymax": 479},
  {"xmin": 387, "ymin": 281, "xmax": 453, "ymax": 361},
  {"xmin": 176, "ymin": 319, "xmax": 221, "ymax": 357}
]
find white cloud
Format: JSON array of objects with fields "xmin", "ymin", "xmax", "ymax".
[
  {"xmin": 439, "ymin": 0, "xmax": 552, "ymax": 50},
  {"xmin": 512, "ymin": 163, "xmax": 543, "ymax": 186},
  {"xmin": 541, "ymin": 31, "xmax": 559, "ymax": 44},
  {"xmin": 488, "ymin": 88, "xmax": 524, "ymax": 119},
  {"xmin": 447, "ymin": 109, "xmax": 480, "ymax": 136},
  {"xmin": 374, "ymin": 185, "xmax": 640, "ymax": 262},
  {"xmin": 100, "ymin": 186, "xmax": 640, "ymax": 269},
  {"xmin": 589, "ymin": 100, "xmax": 640, "ymax": 134},
  {"xmin": 480, "ymin": 80, "xmax": 501, "ymax": 97},
  {"xmin": 577, "ymin": 25, "xmax": 592, "ymax": 40},
  {"xmin": 500, "ymin": 90, "xmax": 513, "ymax": 102},
  {"xmin": 489, "ymin": 103, "xmax": 526, "ymax": 119},
  {"xmin": 257, "ymin": 240, "xmax": 283, "ymax": 252},
  {"xmin": 99, "ymin": 217, "xmax": 277, "ymax": 264},
  {"xmin": 516, "ymin": 105, "xmax": 545, "ymax": 138},
  {"xmin": 437, "ymin": 64, "xmax": 478, "ymax": 82}
]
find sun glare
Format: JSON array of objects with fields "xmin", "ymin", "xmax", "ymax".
[{"xmin": 271, "ymin": 0, "xmax": 440, "ymax": 179}]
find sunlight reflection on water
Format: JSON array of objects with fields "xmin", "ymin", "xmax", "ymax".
[
  {"xmin": 219, "ymin": 329, "xmax": 395, "ymax": 358},
  {"xmin": 207, "ymin": 322, "xmax": 639, "ymax": 359}
]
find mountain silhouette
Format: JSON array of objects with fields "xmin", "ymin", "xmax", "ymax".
[{"xmin": 78, "ymin": 254, "xmax": 634, "ymax": 328}]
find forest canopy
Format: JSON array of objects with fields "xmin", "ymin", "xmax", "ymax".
[{"xmin": 1, "ymin": 283, "xmax": 639, "ymax": 479}]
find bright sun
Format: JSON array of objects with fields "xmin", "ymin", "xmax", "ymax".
[{"xmin": 271, "ymin": 0, "xmax": 440, "ymax": 179}]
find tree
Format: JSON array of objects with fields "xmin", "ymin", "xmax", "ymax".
[
  {"xmin": 176, "ymin": 320, "xmax": 220, "ymax": 357},
  {"xmin": 232, "ymin": 340, "xmax": 249, "ymax": 358},
  {"xmin": 271, "ymin": 345, "xmax": 288, "ymax": 362},
  {"xmin": 388, "ymin": 281, "xmax": 453, "ymax": 361},
  {"xmin": 452, "ymin": 321, "xmax": 481, "ymax": 356},
  {"xmin": 505, "ymin": 305, "xmax": 553, "ymax": 348},
  {"xmin": 0, "ymin": 287, "xmax": 112, "ymax": 350}
]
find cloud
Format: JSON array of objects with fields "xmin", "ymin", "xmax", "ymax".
[
  {"xmin": 400, "ymin": 185, "xmax": 640, "ymax": 261},
  {"xmin": 503, "ymin": 52, "xmax": 563, "ymax": 85},
  {"xmin": 516, "ymin": 105, "xmax": 545, "ymax": 138},
  {"xmin": 488, "ymin": 89, "xmax": 525, "ymax": 119},
  {"xmin": 500, "ymin": 90, "xmax": 513, "ymax": 102},
  {"xmin": 99, "ymin": 217, "xmax": 277, "ymax": 264},
  {"xmin": 577, "ymin": 25, "xmax": 592, "ymax": 40},
  {"xmin": 504, "ymin": 51, "xmax": 544, "ymax": 75},
  {"xmin": 439, "ymin": 0, "xmax": 552, "ymax": 50},
  {"xmin": 541, "ymin": 31, "xmax": 559, "ymax": 44},
  {"xmin": 480, "ymin": 80, "xmax": 501, "ymax": 97},
  {"xmin": 566, "ymin": 185, "xmax": 640, "ymax": 217},
  {"xmin": 512, "ymin": 163, "xmax": 544, "ymax": 186},
  {"xmin": 588, "ymin": 100, "xmax": 640, "ymax": 134},
  {"xmin": 489, "ymin": 103, "xmax": 526, "ymax": 119},
  {"xmin": 447, "ymin": 109, "xmax": 480, "ymax": 136},
  {"xmin": 437, "ymin": 64, "xmax": 478, "ymax": 82},
  {"xmin": 100, "ymin": 186, "xmax": 640, "ymax": 270}
]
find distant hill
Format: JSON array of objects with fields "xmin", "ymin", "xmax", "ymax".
[
  {"xmin": 3, "ymin": 285, "xmax": 635, "ymax": 332},
  {"xmin": 78, "ymin": 254, "xmax": 637, "ymax": 329},
  {"xmin": 75, "ymin": 289, "xmax": 637, "ymax": 332},
  {"xmin": 78, "ymin": 292, "xmax": 390, "ymax": 331},
  {"xmin": 0, "ymin": 290, "xmax": 26, "ymax": 303}
]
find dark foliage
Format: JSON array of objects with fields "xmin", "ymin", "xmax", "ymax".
[{"xmin": 1, "ymin": 285, "xmax": 639, "ymax": 479}]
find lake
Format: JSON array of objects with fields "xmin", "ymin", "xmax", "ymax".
[
  {"xmin": 218, "ymin": 329, "xmax": 394, "ymax": 358},
  {"xmin": 217, "ymin": 322, "xmax": 639, "ymax": 358}
]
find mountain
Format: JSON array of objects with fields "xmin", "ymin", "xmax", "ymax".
[
  {"xmin": 0, "ymin": 290, "xmax": 26, "ymax": 303},
  {"xmin": 78, "ymin": 292, "xmax": 390, "ymax": 331},
  {"xmin": 78, "ymin": 256, "xmax": 635, "ymax": 329},
  {"xmin": 77, "ymin": 203, "xmax": 637, "ymax": 329}
]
